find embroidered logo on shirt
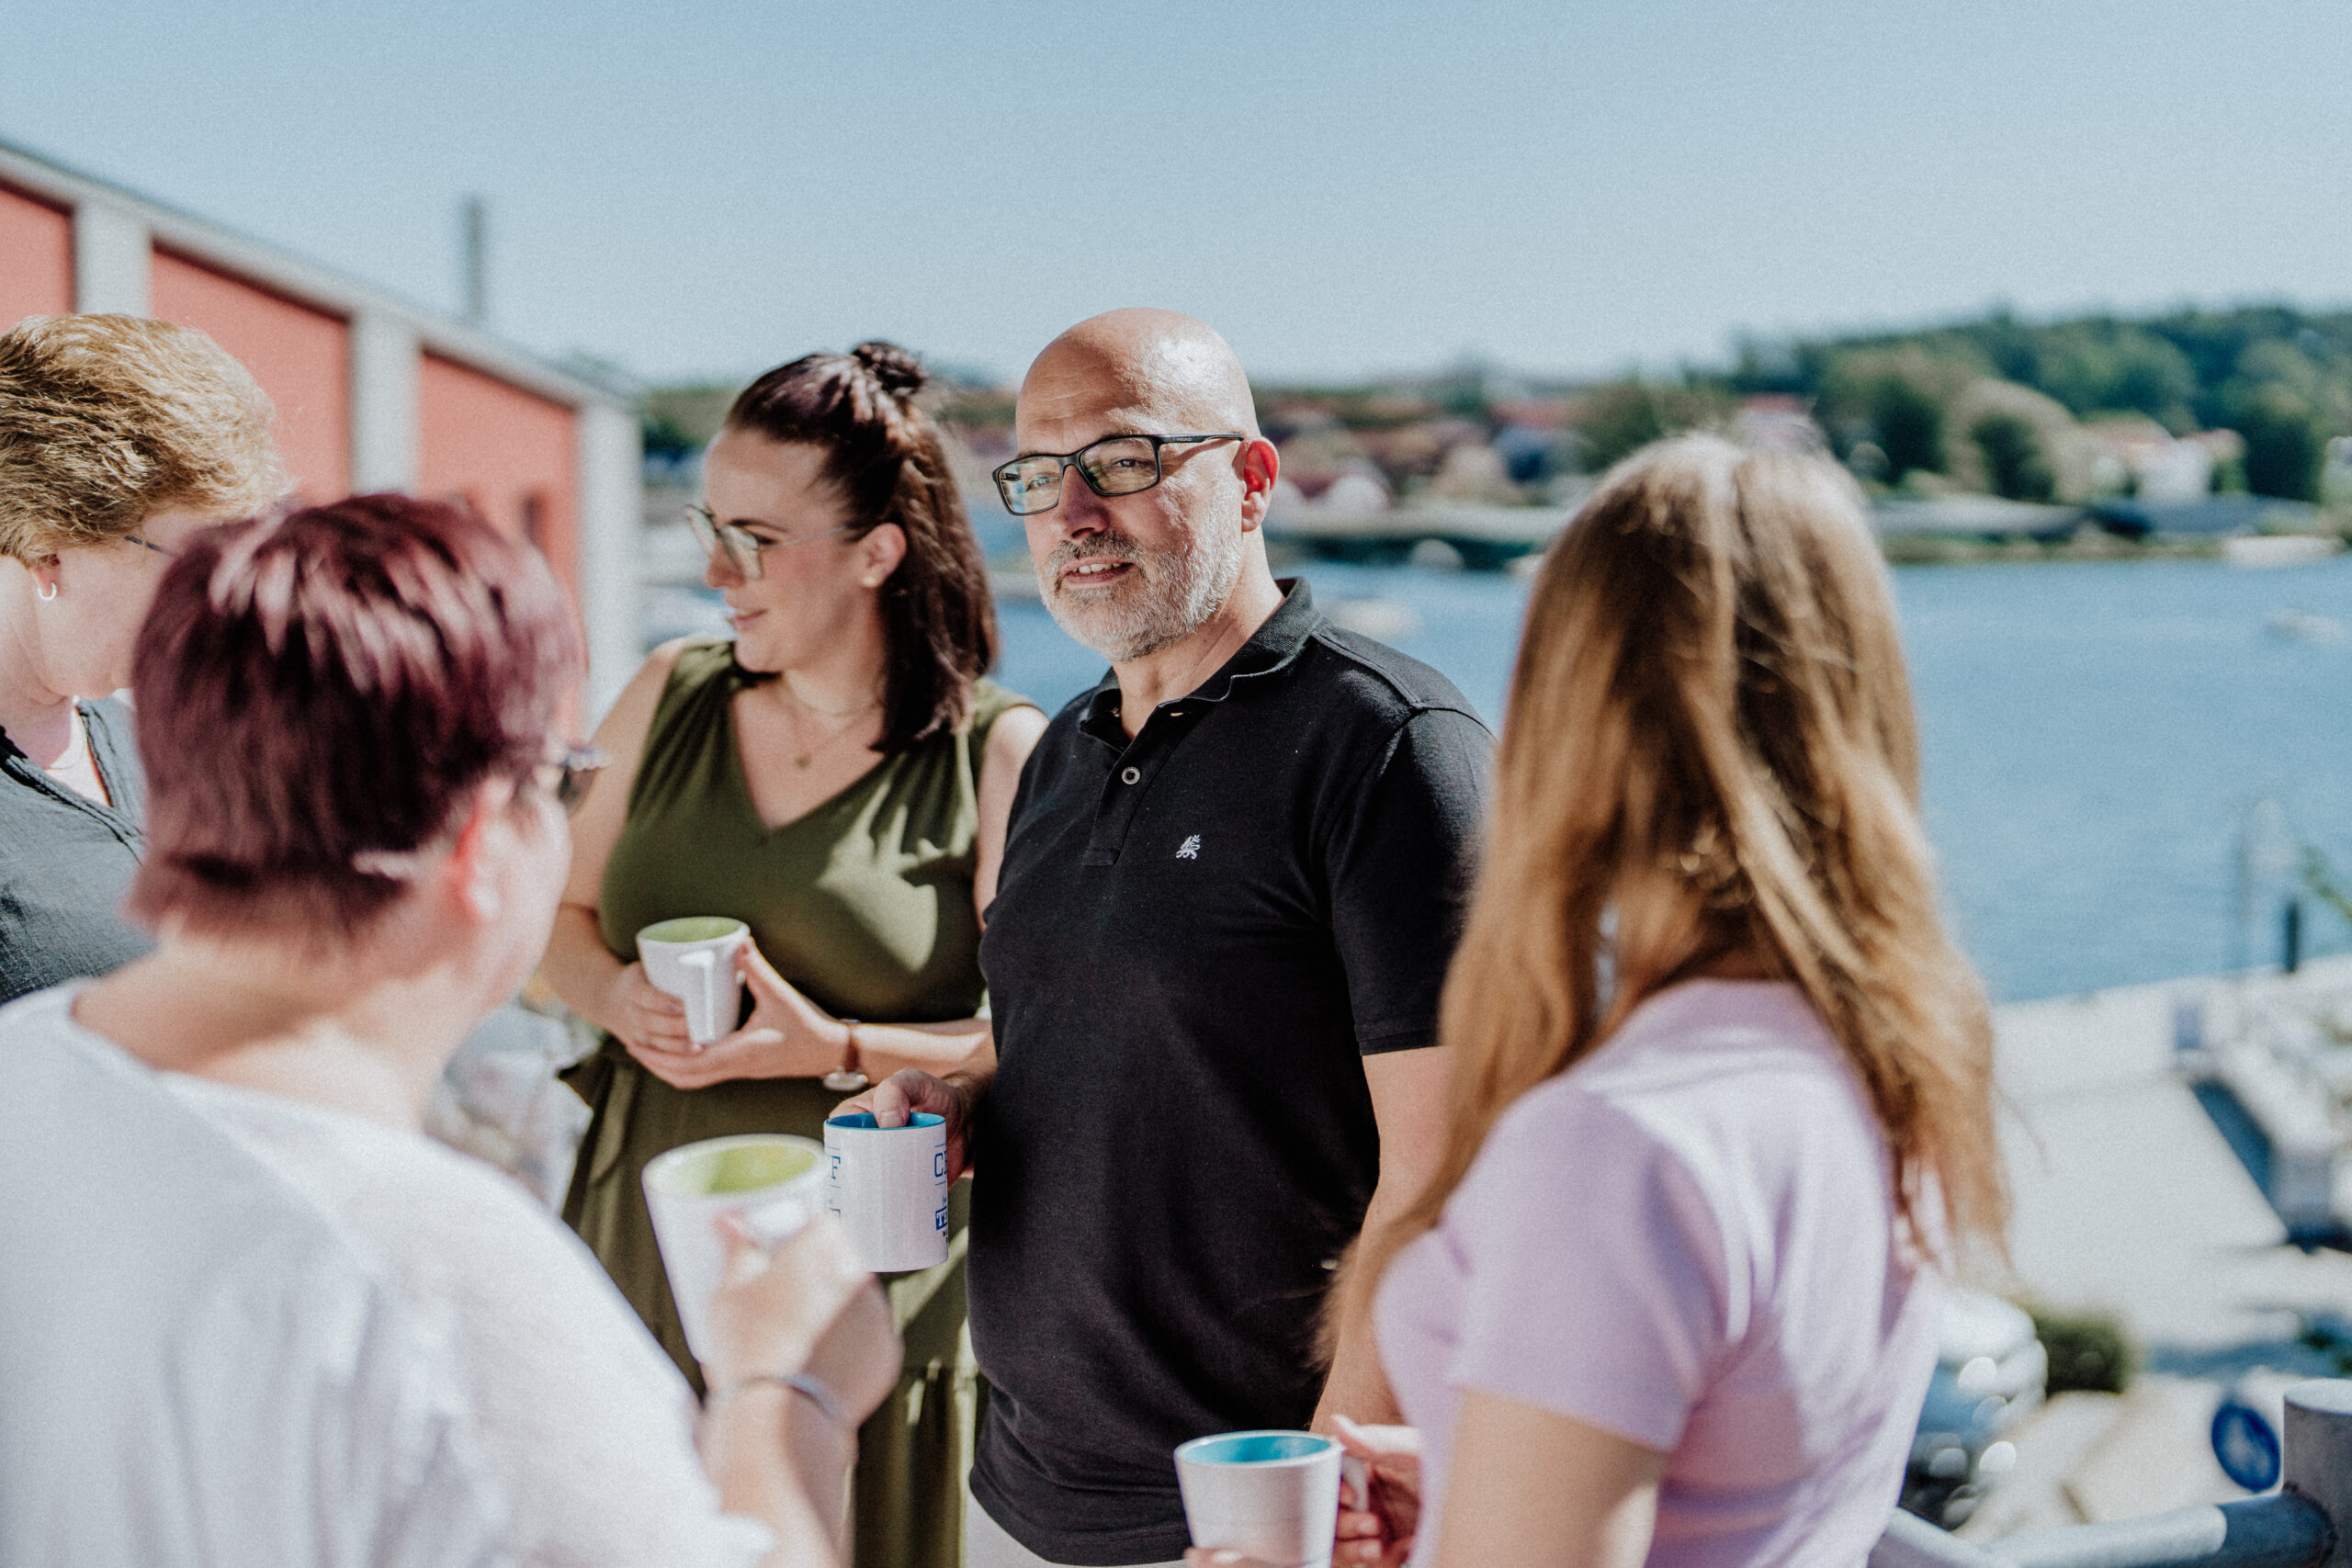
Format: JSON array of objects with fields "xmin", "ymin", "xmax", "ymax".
[{"xmin": 1175, "ymin": 835, "xmax": 1202, "ymax": 860}]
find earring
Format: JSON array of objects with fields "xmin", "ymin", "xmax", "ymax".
[{"xmin": 36, "ymin": 581, "xmax": 56, "ymax": 604}]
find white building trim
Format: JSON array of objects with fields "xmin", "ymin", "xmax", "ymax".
[
  {"xmin": 71, "ymin": 201, "xmax": 150, "ymax": 316},
  {"xmin": 576, "ymin": 402, "xmax": 645, "ymax": 721},
  {"xmin": 348, "ymin": 310, "xmax": 421, "ymax": 493}
]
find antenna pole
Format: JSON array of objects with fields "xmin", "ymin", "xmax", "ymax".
[{"xmin": 460, "ymin": 196, "xmax": 489, "ymax": 327}]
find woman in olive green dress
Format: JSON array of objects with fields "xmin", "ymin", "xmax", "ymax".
[{"xmin": 542, "ymin": 342, "xmax": 1046, "ymax": 1568}]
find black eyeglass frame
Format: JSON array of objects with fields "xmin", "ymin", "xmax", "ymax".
[
  {"xmin": 990, "ymin": 433, "xmax": 1248, "ymax": 517},
  {"xmin": 544, "ymin": 745, "xmax": 610, "ymax": 812},
  {"xmin": 684, "ymin": 504, "xmax": 858, "ymax": 581},
  {"xmin": 125, "ymin": 533, "xmax": 178, "ymax": 559},
  {"xmin": 346, "ymin": 743, "xmax": 613, "ymax": 882}
]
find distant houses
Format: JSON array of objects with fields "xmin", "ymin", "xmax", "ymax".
[{"xmin": 663, "ymin": 306, "xmax": 2351, "ymax": 572}]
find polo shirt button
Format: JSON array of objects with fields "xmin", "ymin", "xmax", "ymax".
[{"xmin": 1121, "ymin": 766, "xmax": 1141, "ymax": 784}]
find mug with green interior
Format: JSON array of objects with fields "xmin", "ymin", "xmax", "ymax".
[
  {"xmin": 641, "ymin": 1134, "xmax": 826, "ymax": 1361},
  {"xmin": 635, "ymin": 917, "xmax": 751, "ymax": 1045}
]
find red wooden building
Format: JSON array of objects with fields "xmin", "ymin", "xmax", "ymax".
[{"xmin": 0, "ymin": 139, "xmax": 640, "ymax": 713}]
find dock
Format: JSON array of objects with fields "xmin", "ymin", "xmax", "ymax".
[
  {"xmin": 1264, "ymin": 502, "xmax": 1566, "ymax": 568},
  {"xmin": 1961, "ymin": 959, "xmax": 2352, "ymax": 1538}
]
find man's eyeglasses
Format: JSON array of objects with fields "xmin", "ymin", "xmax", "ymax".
[
  {"xmin": 684, "ymin": 504, "xmax": 856, "ymax": 581},
  {"xmin": 991, "ymin": 434, "xmax": 1246, "ymax": 517},
  {"xmin": 541, "ymin": 745, "xmax": 610, "ymax": 813},
  {"xmin": 125, "ymin": 534, "xmax": 177, "ymax": 559}
]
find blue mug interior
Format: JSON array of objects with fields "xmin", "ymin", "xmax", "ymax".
[
  {"xmin": 825, "ymin": 1111, "xmax": 944, "ymax": 1131},
  {"xmin": 1184, "ymin": 1431, "xmax": 1335, "ymax": 1465}
]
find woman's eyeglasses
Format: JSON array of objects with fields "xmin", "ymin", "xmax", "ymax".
[
  {"xmin": 542, "ymin": 746, "xmax": 610, "ymax": 812},
  {"xmin": 684, "ymin": 504, "xmax": 856, "ymax": 581},
  {"xmin": 350, "ymin": 746, "xmax": 610, "ymax": 878}
]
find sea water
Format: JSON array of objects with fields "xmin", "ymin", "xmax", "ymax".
[{"xmin": 992, "ymin": 555, "xmax": 2352, "ymax": 1003}]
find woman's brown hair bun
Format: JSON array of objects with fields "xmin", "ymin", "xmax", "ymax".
[{"xmin": 852, "ymin": 341, "xmax": 927, "ymax": 401}]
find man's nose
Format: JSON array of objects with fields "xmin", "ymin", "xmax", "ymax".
[
  {"xmin": 1025, "ymin": 472, "xmax": 1109, "ymax": 567},
  {"xmin": 1049, "ymin": 465, "xmax": 1113, "ymax": 536}
]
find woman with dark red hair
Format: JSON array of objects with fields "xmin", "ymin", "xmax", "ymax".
[{"xmin": 0, "ymin": 495, "xmax": 896, "ymax": 1568}]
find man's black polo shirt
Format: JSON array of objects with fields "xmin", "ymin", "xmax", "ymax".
[{"xmin": 969, "ymin": 580, "xmax": 1491, "ymax": 1565}]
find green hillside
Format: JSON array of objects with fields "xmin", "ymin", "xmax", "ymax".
[{"xmin": 1723, "ymin": 306, "xmax": 2352, "ymax": 502}]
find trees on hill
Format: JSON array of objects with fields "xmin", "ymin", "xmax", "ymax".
[
  {"xmin": 1972, "ymin": 413, "xmax": 2057, "ymax": 502},
  {"xmin": 1594, "ymin": 305, "xmax": 2352, "ymax": 501}
]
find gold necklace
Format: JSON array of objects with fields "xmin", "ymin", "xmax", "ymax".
[{"xmin": 778, "ymin": 683, "xmax": 880, "ymax": 770}]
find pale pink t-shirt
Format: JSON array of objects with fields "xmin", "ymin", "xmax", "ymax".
[{"xmin": 1374, "ymin": 980, "xmax": 1940, "ymax": 1568}]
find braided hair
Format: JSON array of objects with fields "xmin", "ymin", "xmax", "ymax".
[{"xmin": 723, "ymin": 342, "xmax": 998, "ymax": 750}]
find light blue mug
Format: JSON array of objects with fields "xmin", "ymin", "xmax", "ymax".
[{"xmin": 1173, "ymin": 1429, "xmax": 1342, "ymax": 1568}]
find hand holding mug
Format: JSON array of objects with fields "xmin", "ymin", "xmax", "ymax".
[
  {"xmin": 627, "ymin": 942, "xmax": 842, "ymax": 1091},
  {"xmin": 837, "ymin": 1068, "xmax": 978, "ymax": 1180},
  {"xmin": 706, "ymin": 1212, "xmax": 899, "ymax": 1424},
  {"xmin": 1178, "ymin": 1416, "xmax": 1419, "ymax": 1568},
  {"xmin": 1332, "ymin": 1415, "xmax": 1420, "ymax": 1568},
  {"xmin": 604, "ymin": 960, "xmax": 693, "ymax": 1055}
]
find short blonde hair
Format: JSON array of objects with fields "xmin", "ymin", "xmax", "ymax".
[{"xmin": 0, "ymin": 314, "xmax": 285, "ymax": 561}]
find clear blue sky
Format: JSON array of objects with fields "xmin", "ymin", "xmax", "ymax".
[{"xmin": 11, "ymin": 0, "xmax": 2348, "ymax": 387}]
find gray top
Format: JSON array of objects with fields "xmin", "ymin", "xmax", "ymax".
[{"xmin": 0, "ymin": 698, "xmax": 152, "ymax": 1003}]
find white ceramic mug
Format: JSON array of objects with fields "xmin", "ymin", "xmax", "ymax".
[
  {"xmin": 636, "ymin": 916, "xmax": 749, "ymax": 1046},
  {"xmin": 823, "ymin": 1111, "xmax": 950, "ymax": 1273},
  {"xmin": 1174, "ymin": 1429, "xmax": 1344, "ymax": 1568},
  {"xmin": 641, "ymin": 1134, "xmax": 825, "ymax": 1364}
]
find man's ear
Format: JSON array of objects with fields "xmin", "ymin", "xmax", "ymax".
[
  {"xmin": 860, "ymin": 522, "xmax": 909, "ymax": 589},
  {"xmin": 1237, "ymin": 439, "xmax": 1281, "ymax": 533},
  {"xmin": 437, "ymin": 781, "xmax": 512, "ymax": 925}
]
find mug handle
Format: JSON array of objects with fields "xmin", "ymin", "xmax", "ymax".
[{"xmin": 678, "ymin": 950, "xmax": 718, "ymax": 1047}]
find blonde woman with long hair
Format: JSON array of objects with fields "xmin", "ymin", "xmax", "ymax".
[{"xmin": 1204, "ymin": 437, "xmax": 2007, "ymax": 1568}]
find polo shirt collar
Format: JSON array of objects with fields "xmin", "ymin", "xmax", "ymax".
[{"xmin": 1078, "ymin": 578, "xmax": 1321, "ymax": 738}]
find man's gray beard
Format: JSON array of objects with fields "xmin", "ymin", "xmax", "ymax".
[{"xmin": 1042, "ymin": 522, "xmax": 1246, "ymax": 664}]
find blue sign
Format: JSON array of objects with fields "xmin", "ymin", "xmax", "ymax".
[{"xmin": 2212, "ymin": 1400, "xmax": 2282, "ymax": 1492}]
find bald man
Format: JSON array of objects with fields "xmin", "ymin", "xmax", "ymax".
[{"xmin": 863, "ymin": 310, "xmax": 1490, "ymax": 1567}]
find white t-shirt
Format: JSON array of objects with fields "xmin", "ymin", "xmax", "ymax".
[
  {"xmin": 1375, "ymin": 980, "xmax": 1941, "ymax": 1568},
  {"xmin": 0, "ymin": 986, "xmax": 772, "ymax": 1568}
]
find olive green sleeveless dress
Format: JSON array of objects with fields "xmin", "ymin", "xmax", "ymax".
[{"xmin": 560, "ymin": 639, "xmax": 1034, "ymax": 1568}]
